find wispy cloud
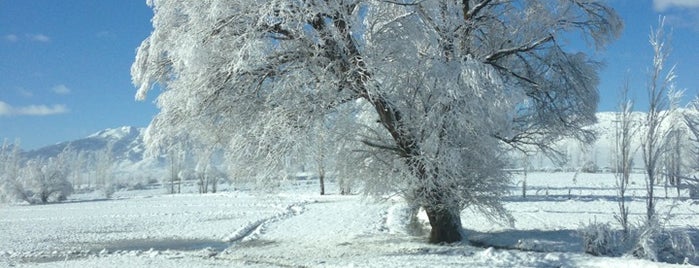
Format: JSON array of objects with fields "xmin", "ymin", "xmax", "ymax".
[
  {"xmin": 15, "ymin": 104, "xmax": 68, "ymax": 116},
  {"xmin": 26, "ymin": 33, "xmax": 51, "ymax": 43},
  {"xmin": 18, "ymin": 88, "xmax": 34, "ymax": 98},
  {"xmin": 96, "ymin": 30, "xmax": 116, "ymax": 39},
  {"xmin": 0, "ymin": 101, "xmax": 68, "ymax": 116},
  {"xmin": 4, "ymin": 34, "xmax": 18, "ymax": 42},
  {"xmin": 3, "ymin": 33, "xmax": 52, "ymax": 43},
  {"xmin": 51, "ymin": 84, "xmax": 71, "ymax": 95},
  {"xmin": 663, "ymin": 11, "xmax": 699, "ymax": 32},
  {"xmin": 654, "ymin": 0, "xmax": 699, "ymax": 11}
]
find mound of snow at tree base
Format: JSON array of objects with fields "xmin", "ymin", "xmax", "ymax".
[{"xmin": 2, "ymin": 174, "xmax": 697, "ymax": 267}]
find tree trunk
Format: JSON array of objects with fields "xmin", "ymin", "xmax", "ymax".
[
  {"xmin": 424, "ymin": 206, "xmax": 463, "ymax": 243},
  {"xmin": 367, "ymin": 96, "xmax": 465, "ymax": 244},
  {"xmin": 177, "ymin": 177, "xmax": 181, "ymax": 194},
  {"xmin": 319, "ymin": 169, "xmax": 325, "ymax": 196},
  {"xmin": 40, "ymin": 192, "xmax": 49, "ymax": 204},
  {"xmin": 339, "ymin": 177, "xmax": 350, "ymax": 195}
]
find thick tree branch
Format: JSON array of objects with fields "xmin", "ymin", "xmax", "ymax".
[
  {"xmin": 485, "ymin": 35, "xmax": 554, "ymax": 62},
  {"xmin": 465, "ymin": 0, "xmax": 494, "ymax": 21}
]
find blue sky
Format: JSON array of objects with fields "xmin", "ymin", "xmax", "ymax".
[{"xmin": 1, "ymin": 0, "xmax": 699, "ymax": 150}]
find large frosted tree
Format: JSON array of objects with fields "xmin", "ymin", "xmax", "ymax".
[{"xmin": 133, "ymin": 0, "xmax": 621, "ymax": 243}]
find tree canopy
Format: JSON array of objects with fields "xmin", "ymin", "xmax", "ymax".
[{"xmin": 133, "ymin": 0, "xmax": 621, "ymax": 243}]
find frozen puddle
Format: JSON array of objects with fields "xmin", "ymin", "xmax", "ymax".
[
  {"xmin": 97, "ymin": 238, "xmax": 230, "ymax": 252},
  {"xmin": 11, "ymin": 238, "xmax": 231, "ymax": 264}
]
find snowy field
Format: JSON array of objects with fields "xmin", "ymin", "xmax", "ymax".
[{"xmin": 1, "ymin": 172, "xmax": 698, "ymax": 267}]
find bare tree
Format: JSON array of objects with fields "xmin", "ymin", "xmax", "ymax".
[
  {"xmin": 310, "ymin": 119, "xmax": 346, "ymax": 196},
  {"xmin": 315, "ymin": 142, "xmax": 327, "ymax": 196},
  {"xmin": 663, "ymin": 110, "xmax": 685, "ymax": 198},
  {"xmin": 684, "ymin": 102, "xmax": 699, "ymax": 182},
  {"xmin": 641, "ymin": 18, "xmax": 681, "ymax": 223},
  {"xmin": 133, "ymin": 0, "xmax": 621, "ymax": 243},
  {"xmin": 614, "ymin": 78, "xmax": 636, "ymax": 237},
  {"xmin": 194, "ymin": 145, "xmax": 217, "ymax": 194},
  {"xmin": 195, "ymin": 161, "xmax": 211, "ymax": 194},
  {"xmin": 69, "ymin": 150, "xmax": 88, "ymax": 191},
  {"xmin": 167, "ymin": 144, "xmax": 185, "ymax": 194},
  {"xmin": 93, "ymin": 141, "xmax": 116, "ymax": 197}
]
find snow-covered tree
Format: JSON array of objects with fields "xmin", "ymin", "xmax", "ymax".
[
  {"xmin": 68, "ymin": 150, "xmax": 88, "ymax": 191},
  {"xmin": 92, "ymin": 141, "xmax": 116, "ymax": 197},
  {"xmin": 684, "ymin": 103, "xmax": 699, "ymax": 178},
  {"xmin": 167, "ymin": 144, "xmax": 185, "ymax": 194},
  {"xmin": 0, "ymin": 140, "xmax": 25, "ymax": 203},
  {"xmin": 1, "ymin": 142, "xmax": 76, "ymax": 204},
  {"xmin": 641, "ymin": 18, "xmax": 681, "ymax": 222},
  {"xmin": 133, "ymin": 0, "xmax": 621, "ymax": 243},
  {"xmin": 614, "ymin": 78, "xmax": 636, "ymax": 237},
  {"xmin": 663, "ymin": 111, "xmax": 686, "ymax": 198},
  {"xmin": 21, "ymin": 157, "xmax": 73, "ymax": 204}
]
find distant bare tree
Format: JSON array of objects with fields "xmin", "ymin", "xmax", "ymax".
[
  {"xmin": 684, "ymin": 102, "xmax": 699, "ymax": 178},
  {"xmin": 614, "ymin": 78, "xmax": 636, "ymax": 237},
  {"xmin": 69, "ymin": 150, "xmax": 88, "ymax": 191},
  {"xmin": 167, "ymin": 144, "xmax": 185, "ymax": 194},
  {"xmin": 663, "ymin": 114, "xmax": 685, "ymax": 198},
  {"xmin": 93, "ymin": 141, "xmax": 116, "ymax": 197}
]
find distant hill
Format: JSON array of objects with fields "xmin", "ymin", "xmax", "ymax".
[
  {"xmin": 24, "ymin": 126, "xmax": 146, "ymax": 162},
  {"xmin": 21, "ymin": 110, "xmax": 697, "ymax": 175}
]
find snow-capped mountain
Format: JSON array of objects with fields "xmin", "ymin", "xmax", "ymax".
[
  {"xmin": 24, "ymin": 126, "xmax": 149, "ymax": 164},
  {"xmin": 21, "ymin": 109, "xmax": 696, "ymax": 175}
]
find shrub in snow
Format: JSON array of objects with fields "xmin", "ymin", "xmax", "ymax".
[
  {"xmin": 0, "ymin": 177, "xmax": 27, "ymax": 203},
  {"xmin": 579, "ymin": 221, "xmax": 624, "ymax": 256},
  {"xmin": 101, "ymin": 182, "xmax": 115, "ymax": 199},
  {"xmin": 580, "ymin": 161, "xmax": 599, "ymax": 173},
  {"xmin": 631, "ymin": 219, "xmax": 696, "ymax": 264},
  {"xmin": 689, "ymin": 184, "xmax": 699, "ymax": 200},
  {"xmin": 580, "ymin": 216, "xmax": 698, "ymax": 264}
]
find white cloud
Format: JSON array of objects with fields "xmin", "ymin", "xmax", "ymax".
[
  {"xmin": 654, "ymin": 0, "xmax": 699, "ymax": 11},
  {"xmin": 0, "ymin": 101, "xmax": 68, "ymax": 116},
  {"xmin": 27, "ymin": 33, "xmax": 50, "ymax": 42},
  {"xmin": 4, "ymin": 34, "xmax": 18, "ymax": 42},
  {"xmin": 0, "ymin": 101, "xmax": 11, "ymax": 116},
  {"xmin": 654, "ymin": 1, "xmax": 699, "ymax": 32},
  {"xmin": 51, "ymin": 84, "xmax": 71, "ymax": 95}
]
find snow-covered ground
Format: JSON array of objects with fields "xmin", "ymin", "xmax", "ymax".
[{"xmin": 1, "ymin": 173, "xmax": 697, "ymax": 267}]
